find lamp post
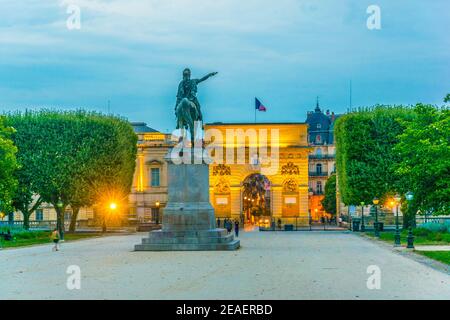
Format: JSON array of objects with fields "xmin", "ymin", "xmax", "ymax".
[
  {"xmin": 373, "ymin": 197, "xmax": 380, "ymax": 238},
  {"xmin": 155, "ymin": 201, "xmax": 160, "ymax": 225},
  {"xmin": 360, "ymin": 202, "xmax": 365, "ymax": 232},
  {"xmin": 393, "ymin": 194, "xmax": 401, "ymax": 247},
  {"xmin": 405, "ymin": 192, "xmax": 415, "ymax": 249},
  {"xmin": 104, "ymin": 202, "xmax": 117, "ymax": 233},
  {"xmin": 56, "ymin": 199, "xmax": 64, "ymax": 240},
  {"xmin": 308, "ymin": 190, "xmax": 313, "ymax": 228}
]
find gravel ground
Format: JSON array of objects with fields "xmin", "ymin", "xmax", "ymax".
[{"xmin": 1, "ymin": 230, "xmax": 449, "ymax": 300}]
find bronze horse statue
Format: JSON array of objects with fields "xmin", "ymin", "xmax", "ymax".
[
  {"xmin": 174, "ymin": 68, "xmax": 218, "ymax": 147},
  {"xmin": 175, "ymin": 97, "xmax": 199, "ymax": 147}
]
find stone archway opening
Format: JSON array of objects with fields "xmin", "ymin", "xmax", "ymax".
[{"xmin": 242, "ymin": 174, "xmax": 271, "ymax": 226}]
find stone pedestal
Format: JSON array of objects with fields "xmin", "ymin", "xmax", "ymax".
[{"xmin": 135, "ymin": 153, "xmax": 240, "ymax": 251}]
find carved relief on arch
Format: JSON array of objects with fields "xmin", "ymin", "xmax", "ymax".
[
  {"xmin": 212, "ymin": 164, "xmax": 231, "ymax": 176},
  {"xmin": 283, "ymin": 179, "xmax": 298, "ymax": 193},
  {"xmin": 281, "ymin": 162, "xmax": 300, "ymax": 175},
  {"xmin": 215, "ymin": 177, "xmax": 231, "ymax": 194}
]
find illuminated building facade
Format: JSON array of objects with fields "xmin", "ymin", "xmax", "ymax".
[
  {"xmin": 305, "ymin": 100, "xmax": 340, "ymax": 221},
  {"xmin": 129, "ymin": 122, "xmax": 311, "ymax": 225}
]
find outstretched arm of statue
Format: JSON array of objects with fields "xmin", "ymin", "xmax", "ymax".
[{"xmin": 197, "ymin": 72, "xmax": 218, "ymax": 83}]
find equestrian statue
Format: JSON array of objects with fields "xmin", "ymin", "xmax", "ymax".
[{"xmin": 175, "ymin": 68, "xmax": 218, "ymax": 146}]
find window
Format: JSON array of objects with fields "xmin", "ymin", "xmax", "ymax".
[
  {"xmin": 317, "ymin": 124, "xmax": 322, "ymax": 129},
  {"xmin": 64, "ymin": 211, "xmax": 71, "ymax": 220},
  {"xmin": 316, "ymin": 163, "xmax": 322, "ymax": 174},
  {"xmin": 151, "ymin": 168, "xmax": 160, "ymax": 187},
  {"xmin": 35, "ymin": 209, "xmax": 43, "ymax": 221},
  {"xmin": 317, "ymin": 181, "xmax": 323, "ymax": 194}
]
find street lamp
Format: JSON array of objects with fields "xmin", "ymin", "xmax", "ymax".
[
  {"xmin": 360, "ymin": 202, "xmax": 365, "ymax": 232},
  {"xmin": 155, "ymin": 201, "xmax": 160, "ymax": 225},
  {"xmin": 393, "ymin": 194, "xmax": 401, "ymax": 247},
  {"xmin": 405, "ymin": 192, "xmax": 414, "ymax": 201},
  {"xmin": 104, "ymin": 202, "xmax": 117, "ymax": 233},
  {"xmin": 405, "ymin": 192, "xmax": 415, "ymax": 249},
  {"xmin": 373, "ymin": 197, "xmax": 380, "ymax": 237},
  {"xmin": 56, "ymin": 199, "xmax": 64, "ymax": 240}
]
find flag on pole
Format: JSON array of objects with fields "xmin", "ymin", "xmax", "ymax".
[{"xmin": 255, "ymin": 98, "xmax": 267, "ymax": 112}]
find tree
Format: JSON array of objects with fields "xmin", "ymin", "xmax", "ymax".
[
  {"xmin": 334, "ymin": 106, "xmax": 414, "ymax": 206},
  {"xmin": 6, "ymin": 112, "xmax": 44, "ymax": 229},
  {"xmin": 394, "ymin": 104, "xmax": 450, "ymax": 221},
  {"xmin": 67, "ymin": 113, "xmax": 137, "ymax": 231},
  {"xmin": 0, "ymin": 116, "xmax": 18, "ymax": 216},
  {"xmin": 444, "ymin": 94, "xmax": 450, "ymax": 103},
  {"xmin": 6, "ymin": 110, "xmax": 137, "ymax": 235},
  {"xmin": 321, "ymin": 174, "xmax": 337, "ymax": 216}
]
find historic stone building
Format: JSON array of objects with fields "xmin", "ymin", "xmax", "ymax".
[
  {"xmin": 305, "ymin": 99, "xmax": 340, "ymax": 221},
  {"xmin": 128, "ymin": 122, "xmax": 172, "ymax": 224},
  {"xmin": 128, "ymin": 122, "xmax": 311, "ymax": 225}
]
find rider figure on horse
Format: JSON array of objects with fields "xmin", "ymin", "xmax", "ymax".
[{"xmin": 175, "ymin": 68, "xmax": 218, "ymax": 123}]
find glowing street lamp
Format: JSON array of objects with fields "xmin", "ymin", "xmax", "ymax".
[
  {"xmin": 393, "ymin": 194, "xmax": 401, "ymax": 247},
  {"xmin": 373, "ymin": 197, "xmax": 380, "ymax": 237},
  {"xmin": 155, "ymin": 201, "xmax": 161, "ymax": 224},
  {"xmin": 103, "ymin": 202, "xmax": 117, "ymax": 233}
]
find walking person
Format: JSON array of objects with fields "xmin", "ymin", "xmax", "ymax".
[
  {"xmin": 226, "ymin": 220, "xmax": 232, "ymax": 234},
  {"xmin": 234, "ymin": 220, "xmax": 240, "ymax": 237},
  {"xmin": 217, "ymin": 217, "xmax": 221, "ymax": 228},
  {"xmin": 51, "ymin": 228, "xmax": 60, "ymax": 251}
]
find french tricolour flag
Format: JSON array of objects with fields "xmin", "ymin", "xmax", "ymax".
[{"xmin": 255, "ymin": 97, "xmax": 267, "ymax": 112}]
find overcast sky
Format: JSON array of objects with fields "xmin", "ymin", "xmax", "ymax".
[{"xmin": 0, "ymin": 0, "xmax": 449, "ymax": 132}]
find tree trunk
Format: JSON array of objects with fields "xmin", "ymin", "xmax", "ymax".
[
  {"xmin": 55, "ymin": 206, "xmax": 66, "ymax": 238},
  {"xmin": 22, "ymin": 211, "xmax": 31, "ymax": 230},
  {"xmin": 69, "ymin": 206, "xmax": 80, "ymax": 232}
]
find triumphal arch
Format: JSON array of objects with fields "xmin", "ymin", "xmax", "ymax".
[{"xmin": 204, "ymin": 122, "xmax": 310, "ymax": 224}]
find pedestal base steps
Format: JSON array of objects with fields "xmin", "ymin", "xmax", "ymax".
[{"xmin": 134, "ymin": 228, "xmax": 240, "ymax": 251}]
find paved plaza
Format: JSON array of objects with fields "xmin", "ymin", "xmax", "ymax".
[{"xmin": 1, "ymin": 230, "xmax": 449, "ymax": 300}]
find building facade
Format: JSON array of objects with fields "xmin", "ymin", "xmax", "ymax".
[
  {"xmin": 128, "ymin": 122, "xmax": 311, "ymax": 225},
  {"xmin": 8, "ymin": 121, "xmax": 312, "ymax": 227},
  {"xmin": 305, "ymin": 100, "xmax": 339, "ymax": 221}
]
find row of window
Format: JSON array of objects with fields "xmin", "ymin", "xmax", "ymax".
[
  {"xmin": 309, "ymin": 163, "xmax": 337, "ymax": 174},
  {"xmin": 31, "ymin": 210, "xmax": 78, "ymax": 221}
]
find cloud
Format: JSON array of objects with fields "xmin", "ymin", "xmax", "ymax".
[{"xmin": 0, "ymin": 0, "xmax": 449, "ymax": 130}]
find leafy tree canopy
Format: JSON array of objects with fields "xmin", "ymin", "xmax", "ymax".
[
  {"xmin": 321, "ymin": 174, "xmax": 337, "ymax": 216},
  {"xmin": 5, "ymin": 110, "xmax": 137, "ymax": 232},
  {"xmin": 0, "ymin": 116, "xmax": 18, "ymax": 214}
]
